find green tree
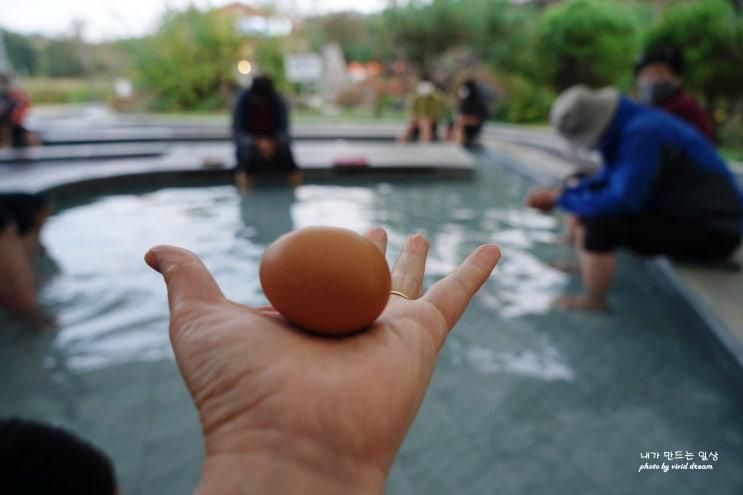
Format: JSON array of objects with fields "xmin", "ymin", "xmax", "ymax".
[
  {"xmin": 466, "ymin": 0, "xmax": 542, "ymax": 79},
  {"xmin": 536, "ymin": 0, "xmax": 639, "ymax": 91},
  {"xmin": 254, "ymin": 38, "xmax": 289, "ymax": 93},
  {"xmin": 42, "ymin": 38, "xmax": 86, "ymax": 77},
  {"xmin": 2, "ymin": 30, "xmax": 38, "ymax": 76},
  {"xmin": 644, "ymin": 0, "xmax": 742, "ymax": 106},
  {"xmin": 131, "ymin": 8, "xmax": 242, "ymax": 111},
  {"xmin": 383, "ymin": 0, "xmax": 472, "ymax": 72}
]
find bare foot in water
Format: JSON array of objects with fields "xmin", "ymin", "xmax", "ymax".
[
  {"xmin": 549, "ymin": 260, "xmax": 580, "ymax": 273},
  {"xmin": 555, "ymin": 294, "xmax": 607, "ymax": 312}
]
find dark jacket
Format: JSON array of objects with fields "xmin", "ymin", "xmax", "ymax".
[
  {"xmin": 558, "ymin": 98, "xmax": 742, "ymax": 234},
  {"xmin": 232, "ymin": 89, "xmax": 290, "ymax": 143}
]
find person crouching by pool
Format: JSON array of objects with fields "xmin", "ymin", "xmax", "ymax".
[
  {"xmin": 526, "ymin": 85, "xmax": 742, "ymax": 311},
  {"xmin": 447, "ymin": 79, "xmax": 489, "ymax": 146},
  {"xmin": 398, "ymin": 75, "xmax": 446, "ymax": 143},
  {"xmin": 0, "ymin": 193, "xmax": 53, "ymax": 323},
  {"xmin": 232, "ymin": 75, "xmax": 300, "ymax": 193},
  {"xmin": 0, "ymin": 206, "xmax": 40, "ymax": 321},
  {"xmin": 634, "ymin": 45, "xmax": 716, "ymax": 144},
  {"xmin": 0, "ymin": 72, "xmax": 39, "ymax": 149}
]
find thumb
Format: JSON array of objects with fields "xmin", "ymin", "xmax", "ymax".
[{"xmin": 145, "ymin": 245, "xmax": 224, "ymax": 315}]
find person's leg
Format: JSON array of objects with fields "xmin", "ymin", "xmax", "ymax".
[
  {"xmin": 419, "ymin": 118, "xmax": 433, "ymax": 142},
  {"xmin": 234, "ymin": 139, "xmax": 260, "ymax": 194},
  {"xmin": 556, "ymin": 223, "xmax": 614, "ymax": 311},
  {"xmin": 561, "ymin": 213, "xmax": 580, "ymax": 245},
  {"xmin": 399, "ymin": 119, "xmax": 418, "ymax": 142},
  {"xmin": 272, "ymin": 141, "xmax": 302, "ymax": 187},
  {"xmin": 0, "ymin": 224, "xmax": 38, "ymax": 316},
  {"xmin": 461, "ymin": 123, "xmax": 482, "ymax": 146}
]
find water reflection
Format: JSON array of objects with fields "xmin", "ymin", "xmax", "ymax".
[
  {"xmin": 34, "ymin": 173, "xmax": 572, "ymax": 371},
  {"xmin": 448, "ymin": 339, "xmax": 574, "ymax": 381}
]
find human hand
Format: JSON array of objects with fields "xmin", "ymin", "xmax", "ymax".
[
  {"xmin": 255, "ymin": 137, "xmax": 277, "ymax": 159},
  {"xmin": 144, "ymin": 228, "xmax": 500, "ymax": 494},
  {"xmin": 526, "ymin": 187, "xmax": 560, "ymax": 213}
]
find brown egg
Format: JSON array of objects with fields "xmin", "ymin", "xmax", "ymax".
[{"xmin": 259, "ymin": 226, "xmax": 391, "ymax": 335}]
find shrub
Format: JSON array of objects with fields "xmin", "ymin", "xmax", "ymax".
[
  {"xmin": 643, "ymin": 0, "xmax": 742, "ymax": 105},
  {"xmin": 131, "ymin": 8, "xmax": 242, "ymax": 111},
  {"xmin": 536, "ymin": 0, "xmax": 639, "ymax": 91}
]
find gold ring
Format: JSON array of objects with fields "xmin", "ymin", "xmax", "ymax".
[{"xmin": 390, "ymin": 290, "xmax": 411, "ymax": 300}]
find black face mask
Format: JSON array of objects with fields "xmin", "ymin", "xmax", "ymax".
[{"xmin": 639, "ymin": 81, "xmax": 680, "ymax": 105}]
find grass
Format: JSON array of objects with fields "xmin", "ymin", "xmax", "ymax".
[{"xmin": 20, "ymin": 77, "xmax": 114, "ymax": 105}]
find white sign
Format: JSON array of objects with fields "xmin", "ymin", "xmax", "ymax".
[
  {"xmin": 236, "ymin": 16, "xmax": 293, "ymax": 37},
  {"xmin": 284, "ymin": 53, "xmax": 323, "ymax": 83}
]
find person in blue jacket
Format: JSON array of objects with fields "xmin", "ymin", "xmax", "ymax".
[
  {"xmin": 527, "ymin": 85, "xmax": 742, "ymax": 311},
  {"xmin": 232, "ymin": 75, "xmax": 300, "ymax": 193}
]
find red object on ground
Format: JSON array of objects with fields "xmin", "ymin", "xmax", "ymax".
[{"xmin": 333, "ymin": 156, "xmax": 369, "ymax": 167}]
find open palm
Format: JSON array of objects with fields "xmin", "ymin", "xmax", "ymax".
[{"xmin": 145, "ymin": 228, "xmax": 500, "ymax": 494}]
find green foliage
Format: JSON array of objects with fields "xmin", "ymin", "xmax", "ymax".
[
  {"xmin": 2, "ymin": 30, "xmax": 38, "ymax": 76},
  {"xmin": 254, "ymin": 38, "xmax": 289, "ymax": 93},
  {"xmin": 383, "ymin": 0, "xmax": 472, "ymax": 72},
  {"xmin": 466, "ymin": 0, "xmax": 542, "ymax": 80},
  {"xmin": 42, "ymin": 39, "xmax": 87, "ymax": 77},
  {"xmin": 644, "ymin": 0, "xmax": 742, "ymax": 103},
  {"xmin": 303, "ymin": 13, "xmax": 376, "ymax": 62},
  {"xmin": 131, "ymin": 8, "xmax": 242, "ymax": 111},
  {"xmin": 497, "ymin": 75, "xmax": 555, "ymax": 124},
  {"xmin": 21, "ymin": 77, "xmax": 113, "ymax": 104},
  {"xmin": 536, "ymin": 0, "xmax": 639, "ymax": 91}
]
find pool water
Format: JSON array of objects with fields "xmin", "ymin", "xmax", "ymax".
[{"xmin": 2, "ymin": 153, "xmax": 742, "ymax": 494}]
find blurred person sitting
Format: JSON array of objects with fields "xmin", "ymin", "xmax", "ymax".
[
  {"xmin": 399, "ymin": 76, "xmax": 447, "ymax": 143},
  {"xmin": 635, "ymin": 45, "xmax": 716, "ymax": 144},
  {"xmin": 0, "ymin": 72, "xmax": 37, "ymax": 149},
  {"xmin": 0, "ymin": 418, "xmax": 118, "ymax": 495},
  {"xmin": 232, "ymin": 75, "xmax": 300, "ymax": 193},
  {"xmin": 0, "ymin": 193, "xmax": 52, "ymax": 323},
  {"xmin": 0, "ymin": 207, "xmax": 41, "ymax": 322},
  {"xmin": 526, "ymin": 86, "xmax": 742, "ymax": 311},
  {"xmin": 448, "ymin": 79, "xmax": 489, "ymax": 146}
]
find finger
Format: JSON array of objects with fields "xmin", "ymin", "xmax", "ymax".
[
  {"xmin": 423, "ymin": 244, "xmax": 500, "ymax": 332},
  {"xmin": 364, "ymin": 226, "xmax": 388, "ymax": 256},
  {"xmin": 390, "ymin": 233, "xmax": 429, "ymax": 299},
  {"xmin": 144, "ymin": 245, "xmax": 224, "ymax": 315}
]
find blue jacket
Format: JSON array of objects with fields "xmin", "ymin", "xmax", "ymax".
[{"xmin": 558, "ymin": 98, "xmax": 743, "ymax": 233}]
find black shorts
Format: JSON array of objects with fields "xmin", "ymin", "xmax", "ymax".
[
  {"xmin": 235, "ymin": 141, "xmax": 297, "ymax": 174},
  {"xmin": 582, "ymin": 214, "xmax": 741, "ymax": 261},
  {"xmin": 462, "ymin": 123, "xmax": 483, "ymax": 144}
]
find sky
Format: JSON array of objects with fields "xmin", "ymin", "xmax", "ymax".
[{"xmin": 0, "ymin": 0, "xmax": 389, "ymax": 41}]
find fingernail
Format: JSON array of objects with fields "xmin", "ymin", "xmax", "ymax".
[
  {"xmin": 407, "ymin": 233, "xmax": 429, "ymax": 252},
  {"xmin": 366, "ymin": 226, "xmax": 387, "ymax": 239},
  {"xmin": 144, "ymin": 250, "xmax": 160, "ymax": 272},
  {"xmin": 469, "ymin": 245, "xmax": 501, "ymax": 270}
]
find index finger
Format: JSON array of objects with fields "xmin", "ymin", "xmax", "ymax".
[{"xmin": 422, "ymin": 244, "xmax": 500, "ymax": 331}]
